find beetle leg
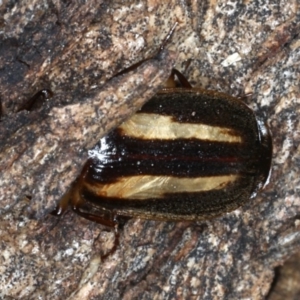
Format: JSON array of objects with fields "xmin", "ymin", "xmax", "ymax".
[
  {"xmin": 172, "ymin": 69, "xmax": 192, "ymax": 88},
  {"xmin": 50, "ymin": 189, "xmax": 71, "ymax": 216},
  {"xmin": 164, "ymin": 69, "xmax": 192, "ymax": 88},
  {"xmin": 71, "ymin": 205, "xmax": 119, "ymax": 228},
  {"xmin": 114, "ymin": 21, "xmax": 178, "ymax": 77},
  {"xmin": 158, "ymin": 21, "xmax": 178, "ymax": 52},
  {"xmin": 70, "ymin": 205, "xmax": 120, "ymax": 260},
  {"xmin": 100, "ymin": 225, "xmax": 120, "ymax": 261}
]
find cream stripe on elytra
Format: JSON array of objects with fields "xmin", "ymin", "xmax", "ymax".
[
  {"xmin": 119, "ymin": 113, "xmax": 242, "ymax": 143},
  {"xmin": 84, "ymin": 174, "xmax": 239, "ymax": 200}
]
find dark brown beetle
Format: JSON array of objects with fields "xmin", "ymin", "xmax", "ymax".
[{"xmin": 53, "ymin": 68, "xmax": 272, "ymax": 229}]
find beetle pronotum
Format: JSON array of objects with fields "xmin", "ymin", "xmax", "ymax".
[{"xmin": 54, "ymin": 68, "xmax": 272, "ymax": 229}]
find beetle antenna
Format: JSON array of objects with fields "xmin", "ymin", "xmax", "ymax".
[
  {"xmin": 114, "ymin": 21, "xmax": 179, "ymax": 78},
  {"xmin": 159, "ymin": 21, "xmax": 179, "ymax": 52}
]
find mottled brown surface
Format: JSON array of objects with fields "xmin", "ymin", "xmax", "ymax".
[
  {"xmin": 267, "ymin": 250, "xmax": 300, "ymax": 300},
  {"xmin": 0, "ymin": 0, "xmax": 300, "ymax": 299}
]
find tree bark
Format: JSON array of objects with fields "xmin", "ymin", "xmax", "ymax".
[{"xmin": 0, "ymin": 0, "xmax": 299, "ymax": 299}]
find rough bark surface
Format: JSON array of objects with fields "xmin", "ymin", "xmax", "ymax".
[
  {"xmin": 0, "ymin": 0, "xmax": 299, "ymax": 299},
  {"xmin": 267, "ymin": 250, "xmax": 300, "ymax": 300}
]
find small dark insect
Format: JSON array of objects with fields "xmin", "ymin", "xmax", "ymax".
[{"xmin": 53, "ymin": 69, "xmax": 272, "ymax": 231}]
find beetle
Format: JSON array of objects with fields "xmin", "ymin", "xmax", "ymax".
[{"xmin": 53, "ymin": 69, "xmax": 272, "ymax": 229}]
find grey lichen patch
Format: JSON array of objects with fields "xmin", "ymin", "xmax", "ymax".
[
  {"xmin": 0, "ymin": 199, "xmax": 103, "ymax": 299},
  {"xmin": 187, "ymin": 0, "xmax": 300, "ymax": 95},
  {"xmin": 246, "ymin": 36, "xmax": 300, "ymax": 218}
]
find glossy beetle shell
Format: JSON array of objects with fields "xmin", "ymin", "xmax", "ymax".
[{"xmin": 71, "ymin": 88, "xmax": 272, "ymax": 222}]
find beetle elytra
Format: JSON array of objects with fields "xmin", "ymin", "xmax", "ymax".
[{"xmin": 54, "ymin": 70, "xmax": 272, "ymax": 228}]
